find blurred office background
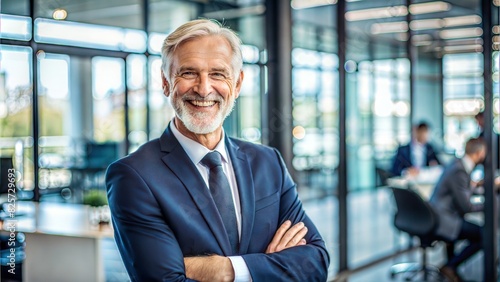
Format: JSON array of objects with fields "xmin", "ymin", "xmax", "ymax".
[{"xmin": 0, "ymin": 0, "xmax": 499, "ymax": 281}]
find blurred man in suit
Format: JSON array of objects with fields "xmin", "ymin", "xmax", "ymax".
[
  {"xmin": 391, "ymin": 122, "xmax": 441, "ymax": 177},
  {"xmin": 429, "ymin": 138, "xmax": 486, "ymax": 282},
  {"xmin": 474, "ymin": 111, "xmax": 499, "ymax": 169},
  {"xmin": 106, "ymin": 19, "xmax": 329, "ymax": 281}
]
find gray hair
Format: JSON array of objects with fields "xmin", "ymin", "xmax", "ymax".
[{"xmin": 161, "ymin": 19, "xmax": 243, "ymax": 82}]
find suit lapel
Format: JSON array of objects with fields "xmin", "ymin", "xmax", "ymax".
[
  {"xmin": 226, "ymin": 137, "xmax": 255, "ymax": 255},
  {"xmin": 159, "ymin": 125, "xmax": 233, "ymax": 255}
]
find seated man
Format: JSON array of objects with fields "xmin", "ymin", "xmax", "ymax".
[
  {"xmin": 475, "ymin": 111, "xmax": 500, "ymax": 169},
  {"xmin": 391, "ymin": 122, "xmax": 441, "ymax": 177},
  {"xmin": 429, "ymin": 138, "xmax": 486, "ymax": 282},
  {"xmin": 106, "ymin": 19, "xmax": 329, "ymax": 281}
]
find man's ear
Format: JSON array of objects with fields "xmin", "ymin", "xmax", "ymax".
[
  {"xmin": 161, "ymin": 70, "xmax": 170, "ymax": 97},
  {"xmin": 234, "ymin": 70, "xmax": 244, "ymax": 99}
]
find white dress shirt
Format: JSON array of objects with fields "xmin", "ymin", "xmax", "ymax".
[
  {"xmin": 462, "ymin": 155, "xmax": 475, "ymax": 175},
  {"xmin": 411, "ymin": 141, "xmax": 426, "ymax": 168},
  {"xmin": 170, "ymin": 120, "xmax": 252, "ymax": 282}
]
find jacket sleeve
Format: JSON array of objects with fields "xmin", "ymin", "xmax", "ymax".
[
  {"xmin": 106, "ymin": 161, "xmax": 196, "ymax": 282},
  {"xmin": 391, "ymin": 147, "xmax": 405, "ymax": 176},
  {"xmin": 426, "ymin": 144, "xmax": 441, "ymax": 165},
  {"xmin": 450, "ymin": 169, "xmax": 483, "ymax": 215},
  {"xmin": 241, "ymin": 149, "xmax": 330, "ymax": 282}
]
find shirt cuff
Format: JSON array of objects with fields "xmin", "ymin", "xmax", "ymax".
[{"xmin": 228, "ymin": 256, "xmax": 252, "ymax": 282}]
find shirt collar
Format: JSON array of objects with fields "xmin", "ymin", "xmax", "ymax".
[
  {"xmin": 412, "ymin": 140, "xmax": 425, "ymax": 149},
  {"xmin": 169, "ymin": 119, "xmax": 229, "ymax": 165},
  {"xmin": 461, "ymin": 155, "xmax": 475, "ymax": 175}
]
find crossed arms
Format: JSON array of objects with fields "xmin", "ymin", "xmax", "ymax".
[
  {"xmin": 106, "ymin": 148, "xmax": 329, "ymax": 281},
  {"xmin": 184, "ymin": 220, "xmax": 308, "ymax": 281}
]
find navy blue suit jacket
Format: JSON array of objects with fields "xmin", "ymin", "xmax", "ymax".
[
  {"xmin": 106, "ymin": 125, "xmax": 330, "ymax": 281},
  {"xmin": 390, "ymin": 143, "xmax": 441, "ymax": 176}
]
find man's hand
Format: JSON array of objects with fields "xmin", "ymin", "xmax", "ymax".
[
  {"xmin": 403, "ymin": 167, "xmax": 419, "ymax": 177},
  {"xmin": 266, "ymin": 220, "xmax": 308, "ymax": 254},
  {"xmin": 184, "ymin": 255, "xmax": 234, "ymax": 282}
]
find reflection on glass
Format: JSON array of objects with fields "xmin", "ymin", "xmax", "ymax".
[
  {"xmin": 35, "ymin": 18, "xmax": 147, "ymax": 52},
  {"xmin": 127, "ymin": 55, "xmax": 147, "ymax": 152},
  {"xmin": 0, "ymin": 45, "xmax": 34, "ymax": 191},
  {"xmin": 148, "ymin": 32, "xmax": 167, "ymax": 55},
  {"xmin": 92, "ymin": 57, "xmax": 125, "ymax": 142},
  {"xmin": 443, "ymin": 53, "xmax": 489, "ymax": 152},
  {"xmin": 0, "ymin": 14, "xmax": 32, "ymax": 41},
  {"xmin": 148, "ymin": 56, "xmax": 174, "ymax": 139},
  {"xmin": 291, "ymin": 46, "xmax": 339, "ymax": 202},
  {"xmin": 238, "ymin": 64, "xmax": 261, "ymax": 143},
  {"xmin": 38, "ymin": 53, "xmax": 75, "ymax": 192}
]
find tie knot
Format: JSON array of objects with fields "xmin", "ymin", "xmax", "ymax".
[{"xmin": 201, "ymin": 151, "xmax": 223, "ymax": 169}]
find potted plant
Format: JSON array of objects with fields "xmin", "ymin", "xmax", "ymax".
[{"xmin": 83, "ymin": 189, "xmax": 110, "ymax": 227}]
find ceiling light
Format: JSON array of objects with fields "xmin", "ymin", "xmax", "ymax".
[
  {"xmin": 202, "ymin": 5, "xmax": 265, "ymax": 19},
  {"xmin": 346, "ymin": 5, "xmax": 407, "ymax": 21},
  {"xmin": 444, "ymin": 99, "xmax": 483, "ymax": 115},
  {"xmin": 445, "ymin": 38, "xmax": 483, "ymax": 46},
  {"xmin": 493, "ymin": 25, "xmax": 500, "ymax": 34},
  {"xmin": 412, "ymin": 34, "xmax": 433, "ymax": 46},
  {"xmin": 443, "ymin": 44, "xmax": 483, "ymax": 53},
  {"xmin": 412, "ymin": 34, "xmax": 433, "ymax": 41},
  {"xmin": 52, "ymin": 9, "xmax": 67, "ymax": 20},
  {"xmin": 443, "ymin": 15, "xmax": 481, "ymax": 27},
  {"xmin": 410, "ymin": 19, "xmax": 443, "ymax": 30},
  {"xmin": 409, "ymin": 1, "xmax": 451, "ymax": 15},
  {"xmin": 291, "ymin": 0, "xmax": 337, "ymax": 9},
  {"xmin": 396, "ymin": 33, "xmax": 409, "ymax": 41},
  {"xmin": 439, "ymin": 27, "xmax": 483, "ymax": 39},
  {"xmin": 494, "ymin": 0, "xmax": 500, "ymax": 6},
  {"xmin": 371, "ymin": 21, "xmax": 408, "ymax": 34}
]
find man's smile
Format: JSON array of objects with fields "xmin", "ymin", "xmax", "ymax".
[{"xmin": 188, "ymin": 100, "xmax": 218, "ymax": 107}]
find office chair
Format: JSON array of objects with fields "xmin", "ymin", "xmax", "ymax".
[
  {"xmin": 389, "ymin": 186, "xmax": 443, "ymax": 281},
  {"xmin": 375, "ymin": 166, "xmax": 393, "ymax": 187}
]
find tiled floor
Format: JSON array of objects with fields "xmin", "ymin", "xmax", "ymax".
[{"xmin": 102, "ymin": 188, "xmax": 487, "ymax": 282}]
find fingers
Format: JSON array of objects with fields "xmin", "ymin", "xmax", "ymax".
[
  {"xmin": 266, "ymin": 220, "xmax": 291, "ymax": 253},
  {"xmin": 277, "ymin": 222, "xmax": 307, "ymax": 251},
  {"xmin": 284, "ymin": 225, "xmax": 308, "ymax": 248},
  {"xmin": 266, "ymin": 220, "xmax": 308, "ymax": 254}
]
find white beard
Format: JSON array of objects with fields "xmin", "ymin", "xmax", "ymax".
[{"xmin": 172, "ymin": 94, "xmax": 236, "ymax": 134}]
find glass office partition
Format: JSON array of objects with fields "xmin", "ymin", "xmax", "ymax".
[
  {"xmin": 148, "ymin": 56, "xmax": 175, "ymax": 140},
  {"xmin": 0, "ymin": 45, "xmax": 34, "ymax": 192},
  {"xmin": 292, "ymin": 3, "xmax": 339, "ymax": 277},
  {"xmin": 347, "ymin": 57, "xmax": 411, "ymax": 267},
  {"xmin": 443, "ymin": 53, "xmax": 484, "ymax": 154},
  {"xmin": 291, "ymin": 48, "xmax": 339, "ymax": 196},
  {"xmin": 494, "ymin": 51, "xmax": 500, "ymax": 133},
  {"xmin": 126, "ymin": 54, "xmax": 147, "ymax": 152},
  {"xmin": 345, "ymin": 0, "xmax": 410, "ymax": 269},
  {"xmin": 1, "ymin": 0, "xmax": 30, "ymax": 17},
  {"xmin": 38, "ymin": 53, "xmax": 73, "ymax": 194},
  {"xmin": 92, "ymin": 57, "xmax": 125, "ymax": 143},
  {"xmin": 34, "ymin": 0, "xmax": 144, "ymax": 30},
  {"xmin": 237, "ymin": 64, "xmax": 262, "ymax": 143}
]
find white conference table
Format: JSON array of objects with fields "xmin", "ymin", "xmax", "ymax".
[
  {"xmin": 386, "ymin": 166, "xmax": 444, "ymax": 201},
  {"xmin": 2, "ymin": 201, "xmax": 113, "ymax": 282},
  {"xmin": 386, "ymin": 167, "xmax": 500, "ymax": 226}
]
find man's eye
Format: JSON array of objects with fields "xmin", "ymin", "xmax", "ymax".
[
  {"xmin": 181, "ymin": 72, "xmax": 197, "ymax": 78},
  {"xmin": 211, "ymin": 73, "xmax": 226, "ymax": 79}
]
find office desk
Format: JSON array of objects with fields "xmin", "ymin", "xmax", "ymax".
[
  {"xmin": 387, "ymin": 176, "xmax": 436, "ymax": 201},
  {"xmin": 3, "ymin": 202, "xmax": 113, "ymax": 282}
]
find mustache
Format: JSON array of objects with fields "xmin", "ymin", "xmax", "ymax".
[{"xmin": 181, "ymin": 93, "xmax": 224, "ymax": 103}]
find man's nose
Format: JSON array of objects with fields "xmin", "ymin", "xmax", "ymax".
[{"xmin": 194, "ymin": 74, "xmax": 212, "ymax": 97}]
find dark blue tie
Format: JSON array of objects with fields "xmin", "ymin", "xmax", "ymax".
[{"xmin": 201, "ymin": 151, "xmax": 239, "ymax": 254}]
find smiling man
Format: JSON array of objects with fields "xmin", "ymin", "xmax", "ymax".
[{"xmin": 106, "ymin": 19, "xmax": 329, "ymax": 282}]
